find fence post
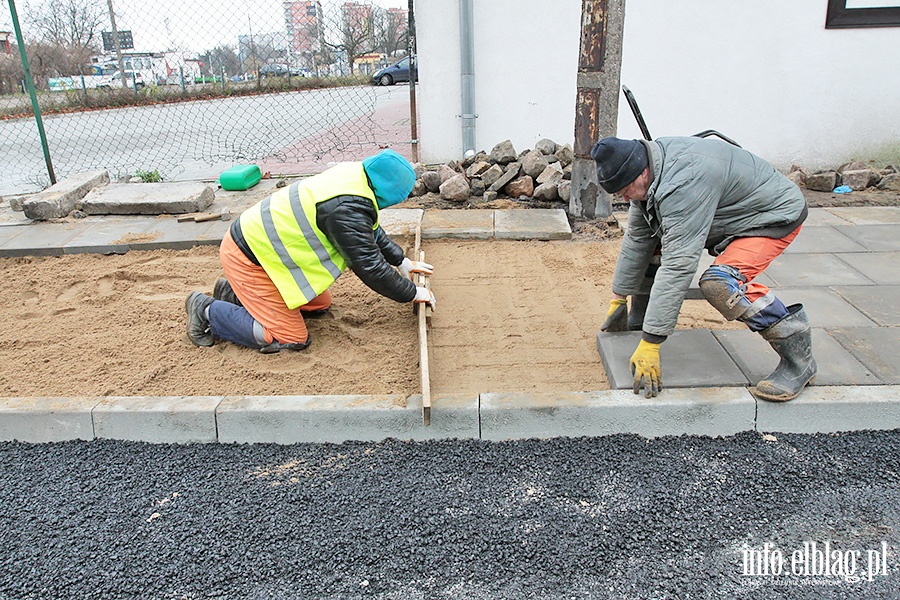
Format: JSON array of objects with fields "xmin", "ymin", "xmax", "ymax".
[
  {"xmin": 180, "ymin": 67, "xmax": 186, "ymax": 93},
  {"xmin": 7, "ymin": 0, "xmax": 56, "ymax": 185}
]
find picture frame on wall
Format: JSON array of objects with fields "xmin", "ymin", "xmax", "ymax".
[{"xmin": 826, "ymin": 0, "xmax": 900, "ymax": 27}]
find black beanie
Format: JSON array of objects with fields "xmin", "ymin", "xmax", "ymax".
[{"xmin": 590, "ymin": 137, "xmax": 649, "ymax": 194}]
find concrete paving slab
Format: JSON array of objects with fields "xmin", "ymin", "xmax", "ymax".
[
  {"xmin": 0, "ymin": 224, "xmax": 25, "ymax": 247},
  {"xmin": 833, "ymin": 224, "xmax": 900, "ymax": 251},
  {"xmin": 825, "ymin": 206, "xmax": 900, "ymax": 225},
  {"xmin": 80, "ymin": 182, "xmax": 215, "ymax": 215},
  {"xmin": 805, "ymin": 208, "xmax": 852, "ymax": 226},
  {"xmin": 596, "ymin": 330, "xmax": 748, "ymax": 390},
  {"xmin": 0, "ymin": 397, "xmax": 99, "ymax": 442},
  {"xmin": 422, "ymin": 210, "xmax": 494, "ymax": 240},
  {"xmin": 126, "ymin": 217, "xmax": 223, "ymax": 251},
  {"xmin": 195, "ymin": 218, "xmax": 231, "ymax": 243},
  {"xmin": 480, "ymin": 388, "xmax": 757, "ymax": 440},
  {"xmin": 757, "ymin": 385, "xmax": 900, "ymax": 434},
  {"xmin": 828, "ymin": 327, "xmax": 900, "ymax": 384},
  {"xmin": 22, "ymin": 170, "xmax": 109, "ymax": 220},
  {"xmin": 0, "ymin": 222, "xmax": 87, "ymax": 257},
  {"xmin": 712, "ymin": 329, "xmax": 880, "ymax": 387},
  {"xmin": 379, "ymin": 208, "xmax": 423, "ymax": 237},
  {"xmin": 831, "ymin": 286, "xmax": 900, "ymax": 326},
  {"xmin": 216, "ymin": 394, "xmax": 479, "ymax": 443},
  {"xmin": 92, "ymin": 396, "xmax": 221, "ymax": 443},
  {"xmin": 782, "ymin": 226, "xmax": 867, "ymax": 254},
  {"xmin": 834, "ymin": 252, "xmax": 900, "ymax": 285},
  {"xmin": 771, "ymin": 288, "xmax": 877, "ymax": 327},
  {"xmin": 62, "ymin": 216, "xmax": 160, "ymax": 255},
  {"xmin": 764, "ymin": 253, "xmax": 875, "ymax": 287},
  {"xmin": 493, "ymin": 209, "xmax": 571, "ymax": 240}
]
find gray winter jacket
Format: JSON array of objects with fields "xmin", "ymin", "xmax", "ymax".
[{"xmin": 612, "ymin": 136, "xmax": 807, "ymax": 338}]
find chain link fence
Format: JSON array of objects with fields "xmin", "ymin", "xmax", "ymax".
[{"xmin": 0, "ymin": 0, "xmax": 415, "ymax": 196}]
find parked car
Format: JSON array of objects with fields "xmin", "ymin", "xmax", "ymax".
[
  {"xmin": 98, "ymin": 70, "xmax": 146, "ymax": 90},
  {"xmin": 371, "ymin": 57, "xmax": 417, "ymax": 86},
  {"xmin": 260, "ymin": 64, "xmax": 306, "ymax": 78}
]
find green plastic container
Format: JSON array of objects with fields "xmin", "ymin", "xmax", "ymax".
[{"xmin": 219, "ymin": 164, "xmax": 262, "ymax": 191}]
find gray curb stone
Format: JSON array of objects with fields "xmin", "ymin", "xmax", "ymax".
[
  {"xmin": 216, "ymin": 394, "xmax": 479, "ymax": 444},
  {"xmin": 757, "ymin": 385, "xmax": 900, "ymax": 433},
  {"xmin": 0, "ymin": 397, "xmax": 98, "ymax": 442},
  {"xmin": 92, "ymin": 396, "xmax": 221, "ymax": 444},
  {"xmin": 479, "ymin": 388, "xmax": 757, "ymax": 440}
]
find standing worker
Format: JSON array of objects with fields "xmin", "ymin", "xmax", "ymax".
[
  {"xmin": 593, "ymin": 136, "xmax": 815, "ymax": 401},
  {"xmin": 185, "ymin": 149, "xmax": 435, "ymax": 352}
]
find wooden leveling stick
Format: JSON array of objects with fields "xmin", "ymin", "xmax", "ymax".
[{"xmin": 413, "ymin": 224, "xmax": 432, "ymax": 426}]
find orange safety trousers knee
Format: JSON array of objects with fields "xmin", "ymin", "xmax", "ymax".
[
  {"xmin": 712, "ymin": 225, "xmax": 802, "ymax": 302},
  {"xmin": 219, "ymin": 229, "xmax": 332, "ymax": 344}
]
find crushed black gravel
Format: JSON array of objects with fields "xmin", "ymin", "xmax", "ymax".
[{"xmin": 1, "ymin": 430, "xmax": 899, "ymax": 599}]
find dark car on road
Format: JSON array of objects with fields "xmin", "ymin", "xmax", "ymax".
[{"xmin": 371, "ymin": 56, "xmax": 417, "ymax": 86}]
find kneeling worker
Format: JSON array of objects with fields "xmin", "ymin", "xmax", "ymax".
[
  {"xmin": 185, "ymin": 149, "xmax": 435, "ymax": 352},
  {"xmin": 593, "ymin": 136, "xmax": 815, "ymax": 401}
]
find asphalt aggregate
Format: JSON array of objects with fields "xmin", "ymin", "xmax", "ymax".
[{"xmin": 1, "ymin": 430, "xmax": 899, "ymax": 599}]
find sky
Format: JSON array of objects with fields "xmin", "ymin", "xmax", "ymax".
[{"xmin": 2, "ymin": 0, "xmax": 410, "ymax": 54}]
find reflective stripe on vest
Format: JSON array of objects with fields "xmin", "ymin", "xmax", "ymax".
[{"xmin": 239, "ymin": 162, "xmax": 379, "ymax": 309}]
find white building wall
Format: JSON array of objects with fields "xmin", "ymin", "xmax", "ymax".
[
  {"xmin": 416, "ymin": 0, "xmax": 900, "ymax": 170},
  {"xmin": 416, "ymin": 0, "xmax": 580, "ymax": 163}
]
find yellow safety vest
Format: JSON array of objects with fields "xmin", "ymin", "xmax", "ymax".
[{"xmin": 238, "ymin": 162, "xmax": 379, "ymax": 309}]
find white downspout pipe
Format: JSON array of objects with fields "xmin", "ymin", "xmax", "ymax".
[{"xmin": 459, "ymin": 0, "xmax": 476, "ymax": 158}]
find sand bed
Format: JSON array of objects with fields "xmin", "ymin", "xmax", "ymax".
[{"xmin": 0, "ymin": 240, "xmax": 740, "ymax": 398}]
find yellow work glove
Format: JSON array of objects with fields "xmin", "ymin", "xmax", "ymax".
[
  {"xmin": 601, "ymin": 298, "xmax": 629, "ymax": 332},
  {"xmin": 630, "ymin": 339, "xmax": 662, "ymax": 398}
]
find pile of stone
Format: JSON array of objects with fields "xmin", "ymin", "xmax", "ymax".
[
  {"xmin": 410, "ymin": 139, "xmax": 574, "ymax": 204},
  {"xmin": 788, "ymin": 161, "xmax": 900, "ymax": 193}
]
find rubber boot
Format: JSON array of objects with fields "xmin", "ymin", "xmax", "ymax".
[
  {"xmin": 213, "ymin": 277, "xmax": 242, "ymax": 307},
  {"xmin": 754, "ymin": 304, "xmax": 817, "ymax": 402},
  {"xmin": 185, "ymin": 291, "xmax": 215, "ymax": 347},
  {"xmin": 208, "ymin": 300, "xmax": 311, "ymax": 353}
]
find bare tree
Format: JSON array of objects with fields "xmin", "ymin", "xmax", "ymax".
[
  {"xmin": 333, "ymin": 2, "xmax": 377, "ymax": 75},
  {"xmin": 374, "ymin": 8, "xmax": 407, "ymax": 58},
  {"xmin": 207, "ymin": 44, "xmax": 241, "ymax": 78},
  {"xmin": 25, "ymin": 0, "xmax": 105, "ymax": 51}
]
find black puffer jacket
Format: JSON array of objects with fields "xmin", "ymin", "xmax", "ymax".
[
  {"xmin": 315, "ymin": 195, "xmax": 416, "ymax": 302},
  {"xmin": 230, "ymin": 195, "xmax": 416, "ymax": 303}
]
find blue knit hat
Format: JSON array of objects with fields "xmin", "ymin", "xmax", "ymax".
[
  {"xmin": 590, "ymin": 137, "xmax": 648, "ymax": 194},
  {"xmin": 362, "ymin": 149, "xmax": 416, "ymax": 209}
]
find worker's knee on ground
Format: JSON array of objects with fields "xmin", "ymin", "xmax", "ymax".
[
  {"xmin": 699, "ymin": 264, "xmax": 789, "ymax": 331},
  {"xmin": 699, "ymin": 265, "xmax": 749, "ymax": 320}
]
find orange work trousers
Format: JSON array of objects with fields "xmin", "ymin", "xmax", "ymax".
[
  {"xmin": 712, "ymin": 224, "xmax": 802, "ymax": 302},
  {"xmin": 219, "ymin": 229, "xmax": 332, "ymax": 344}
]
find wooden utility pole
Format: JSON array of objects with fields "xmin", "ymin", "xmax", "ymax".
[{"xmin": 570, "ymin": 0, "xmax": 626, "ymax": 218}]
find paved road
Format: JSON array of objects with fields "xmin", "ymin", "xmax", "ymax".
[
  {"xmin": 0, "ymin": 85, "xmax": 410, "ymax": 197},
  {"xmin": 1, "ymin": 430, "xmax": 899, "ymax": 599}
]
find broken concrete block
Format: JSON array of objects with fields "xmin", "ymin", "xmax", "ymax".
[
  {"xmin": 488, "ymin": 162, "xmax": 521, "ymax": 193},
  {"xmin": 558, "ymin": 180, "xmax": 572, "ymax": 203},
  {"xmin": 806, "ymin": 171, "xmax": 839, "ymax": 192},
  {"xmin": 409, "ymin": 179, "xmax": 427, "ymax": 197},
  {"xmin": 535, "ymin": 138, "xmax": 558, "ymax": 155},
  {"xmin": 23, "ymin": 170, "xmax": 109, "ymax": 220},
  {"xmin": 465, "ymin": 161, "xmax": 491, "ymax": 178},
  {"xmin": 536, "ymin": 164, "xmax": 564, "ymax": 186},
  {"xmin": 437, "ymin": 164, "xmax": 458, "ymax": 184},
  {"xmin": 505, "ymin": 175, "xmax": 534, "ymax": 198},
  {"xmin": 439, "ymin": 174, "xmax": 471, "ymax": 202},
  {"xmin": 556, "ymin": 144, "xmax": 574, "ymax": 167},
  {"xmin": 8, "ymin": 196, "xmax": 24, "ymax": 211},
  {"xmin": 533, "ymin": 181, "xmax": 560, "ymax": 201},
  {"xmin": 878, "ymin": 173, "xmax": 900, "ymax": 192},
  {"xmin": 840, "ymin": 169, "xmax": 880, "ymax": 191},
  {"xmin": 481, "ymin": 164, "xmax": 504, "ymax": 189},
  {"xmin": 421, "ymin": 170, "xmax": 441, "ymax": 193},
  {"xmin": 522, "ymin": 149, "xmax": 549, "ymax": 179},
  {"xmin": 490, "ymin": 139, "xmax": 517, "ymax": 165},
  {"xmin": 80, "ymin": 182, "xmax": 214, "ymax": 215}
]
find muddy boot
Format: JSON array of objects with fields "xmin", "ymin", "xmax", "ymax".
[
  {"xmin": 213, "ymin": 277, "xmax": 243, "ymax": 307},
  {"xmin": 754, "ymin": 304, "xmax": 817, "ymax": 402},
  {"xmin": 185, "ymin": 291, "xmax": 215, "ymax": 347}
]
